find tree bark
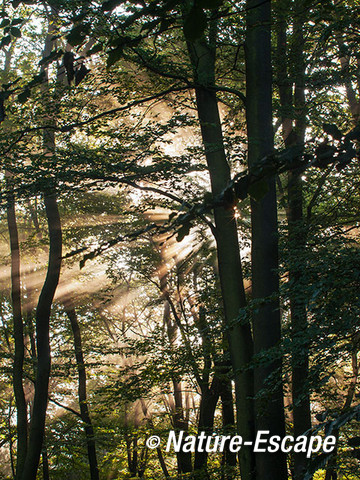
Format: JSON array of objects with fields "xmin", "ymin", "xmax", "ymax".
[
  {"xmin": 289, "ymin": 10, "xmax": 312, "ymax": 480},
  {"xmin": 245, "ymin": 1, "xmax": 287, "ymax": 479},
  {"xmin": 6, "ymin": 177, "xmax": 28, "ymax": 480},
  {"xmin": 276, "ymin": 3, "xmax": 312, "ymax": 478},
  {"xmin": 186, "ymin": 21, "xmax": 255, "ymax": 480},
  {"xmin": 65, "ymin": 306, "xmax": 100, "ymax": 480},
  {"xmin": 220, "ymin": 374, "xmax": 237, "ymax": 478},
  {"xmin": 193, "ymin": 381, "xmax": 220, "ymax": 473},
  {"xmin": 20, "ymin": 192, "xmax": 61, "ymax": 480}
]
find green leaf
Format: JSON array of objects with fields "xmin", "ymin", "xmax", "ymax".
[
  {"xmin": 17, "ymin": 88, "xmax": 31, "ymax": 103},
  {"xmin": 348, "ymin": 437, "xmax": 360, "ymax": 447},
  {"xmin": 176, "ymin": 222, "xmax": 192, "ymax": 242},
  {"xmin": 87, "ymin": 43, "xmax": 103, "ymax": 56},
  {"xmin": 0, "ymin": 35, "xmax": 11, "ymax": 47},
  {"xmin": 323, "ymin": 123, "xmax": 342, "ymax": 140},
  {"xmin": 106, "ymin": 47, "xmax": 123, "ymax": 68},
  {"xmin": 196, "ymin": 0, "xmax": 223, "ymax": 9},
  {"xmin": 101, "ymin": 0, "xmax": 124, "ymax": 11},
  {"xmin": 39, "ymin": 50, "xmax": 63, "ymax": 66},
  {"xmin": 10, "ymin": 26, "xmax": 21, "ymax": 37},
  {"xmin": 28, "ymin": 71, "xmax": 46, "ymax": 87},
  {"xmin": 248, "ymin": 179, "xmax": 269, "ymax": 202},
  {"xmin": 0, "ymin": 19, "xmax": 10, "ymax": 28},
  {"xmin": 11, "ymin": 18, "xmax": 23, "ymax": 26},
  {"xmin": 66, "ymin": 24, "xmax": 88, "ymax": 46},
  {"xmin": 315, "ymin": 143, "xmax": 336, "ymax": 167},
  {"xmin": 345, "ymin": 124, "xmax": 360, "ymax": 141},
  {"xmin": 183, "ymin": 6, "xmax": 207, "ymax": 42}
]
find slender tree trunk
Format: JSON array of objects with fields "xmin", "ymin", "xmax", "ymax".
[
  {"xmin": 276, "ymin": 3, "xmax": 312, "ymax": 478},
  {"xmin": 220, "ymin": 375, "xmax": 237, "ymax": 479},
  {"xmin": 6, "ymin": 177, "xmax": 28, "ymax": 480},
  {"xmin": 162, "ymin": 298, "xmax": 192, "ymax": 473},
  {"xmin": 193, "ymin": 382, "xmax": 220, "ymax": 473},
  {"xmin": 156, "ymin": 447, "xmax": 170, "ymax": 478},
  {"xmin": 289, "ymin": 11, "xmax": 312, "ymax": 480},
  {"xmin": 186, "ymin": 25, "xmax": 255, "ymax": 480},
  {"xmin": 41, "ymin": 440, "xmax": 50, "ymax": 480},
  {"xmin": 325, "ymin": 347, "xmax": 359, "ymax": 480},
  {"xmin": 21, "ymin": 192, "xmax": 62, "ymax": 480},
  {"xmin": 155, "ymin": 244, "xmax": 194, "ymax": 474},
  {"xmin": 245, "ymin": 1, "xmax": 287, "ymax": 479},
  {"xmin": 65, "ymin": 306, "xmax": 100, "ymax": 480},
  {"xmin": 21, "ymin": 13, "xmax": 63, "ymax": 477}
]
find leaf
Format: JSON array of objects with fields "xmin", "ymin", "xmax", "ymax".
[
  {"xmin": 107, "ymin": 47, "xmax": 123, "ymax": 68},
  {"xmin": 66, "ymin": 24, "xmax": 88, "ymax": 46},
  {"xmin": 335, "ymin": 148, "xmax": 356, "ymax": 171},
  {"xmin": 323, "ymin": 123, "xmax": 342, "ymax": 141},
  {"xmin": 38, "ymin": 50, "xmax": 63, "ymax": 66},
  {"xmin": 345, "ymin": 124, "xmax": 360, "ymax": 141},
  {"xmin": 248, "ymin": 179, "xmax": 269, "ymax": 202},
  {"xmin": 183, "ymin": 6, "xmax": 207, "ymax": 42},
  {"xmin": 11, "ymin": 18, "xmax": 23, "ymax": 26},
  {"xmin": 87, "ymin": 43, "xmax": 103, "ymax": 56},
  {"xmin": 315, "ymin": 143, "xmax": 336, "ymax": 167},
  {"xmin": 196, "ymin": 0, "xmax": 223, "ymax": 9},
  {"xmin": 75, "ymin": 64, "xmax": 90, "ymax": 86},
  {"xmin": 10, "ymin": 26, "xmax": 21, "ymax": 37},
  {"xmin": 176, "ymin": 222, "xmax": 192, "ymax": 242},
  {"xmin": 159, "ymin": 18, "xmax": 172, "ymax": 33},
  {"xmin": 0, "ymin": 35, "xmax": 11, "ymax": 47},
  {"xmin": 101, "ymin": 0, "xmax": 125, "ymax": 11},
  {"xmin": 348, "ymin": 437, "xmax": 360, "ymax": 448},
  {"xmin": 17, "ymin": 88, "xmax": 31, "ymax": 103},
  {"xmin": 0, "ymin": 19, "xmax": 10, "ymax": 28},
  {"xmin": 28, "ymin": 71, "xmax": 46, "ymax": 87}
]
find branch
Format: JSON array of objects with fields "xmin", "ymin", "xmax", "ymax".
[{"xmin": 48, "ymin": 396, "xmax": 82, "ymax": 418}]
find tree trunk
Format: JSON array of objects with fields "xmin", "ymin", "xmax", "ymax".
[
  {"xmin": 276, "ymin": 3, "xmax": 312, "ymax": 478},
  {"xmin": 21, "ymin": 192, "xmax": 62, "ymax": 480},
  {"xmin": 156, "ymin": 247, "xmax": 193, "ymax": 474},
  {"xmin": 41, "ymin": 440, "xmax": 50, "ymax": 480},
  {"xmin": 65, "ymin": 306, "xmax": 100, "ymax": 480},
  {"xmin": 289, "ymin": 10, "xmax": 312, "ymax": 480},
  {"xmin": 220, "ymin": 375, "xmax": 237, "ymax": 479},
  {"xmin": 6, "ymin": 177, "xmax": 28, "ymax": 480},
  {"xmin": 325, "ymin": 348, "xmax": 359, "ymax": 480},
  {"xmin": 186, "ymin": 26, "xmax": 255, "ymax": 480},
  {"xmin": 245, "ymin": 1, "xmax": 287, "ymax": 479},
  {"xmin": 193, "ymin": 383, "xmax": 220, "ymax": 473}
]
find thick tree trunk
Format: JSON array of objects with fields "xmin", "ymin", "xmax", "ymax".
[
  {"xmin": 65, "ymin": 306, "xmax": 100, "ymax": 480},
  {"xmin": 245, "ymin": 1, "xmax": 287, "ymax": 479},
  {"xmin": 186, "ymin": 30, "xmax": 255, "ymax": 480},
  {"xmin": 6, "ymin": 178, "xmax": 28, "ymax": 480},
  {"xmin": 21, "ymin": 193, "xmax": 62, "ymax": 480}
]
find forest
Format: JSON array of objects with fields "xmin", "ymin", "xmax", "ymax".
[{"xmin": 0, "ymin": 0, "xmax": 359, "ymax": 479}]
